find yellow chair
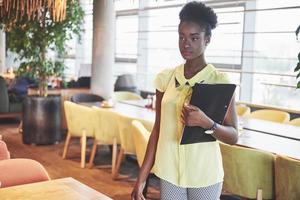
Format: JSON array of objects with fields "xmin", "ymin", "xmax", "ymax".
[
  {"xmin": 248, "ymin": 109, "xmax": 290, "ymax": 123},
  {"xmin": 275, "ymin": 155, "xmax": 300, "ymax": 200},
  {"xmin": 63, "ymin": 101, "xmax": 95, "ymax": 168},
  {"xmin": 88, "ymin": 107, "xmax": 121, "ymax": 175},
  {"xmin": 113, "ymin": 91, "xmax": 142, "ymax": 101},
  {"xmin": 113, "ymin": 113, "xmax": 153, "ymax": 179},
  {"xmin": 131, "ymin": 120, "xmax": 153, "ymax": 168},
  {"xmin": 288, "ymin": 118, "xmax": 300, "ymax": 126},
  {"xmin": 236, "ymin": 104, "xmax": 251, "ymax": 116},
  {"xmin": 220, "ymin": 143, "xmax": 275, "ymax": 200},
  {"xmin": 131, "ymin": 120, "xmax": 154, "ymax": 198}
]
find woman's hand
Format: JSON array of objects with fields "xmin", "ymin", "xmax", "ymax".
[
  {"xmin": 131, "ymin": 181, "xmax": 146, "ymax": 200},
  {"xmin": 181, "ymin": 103, "xmax": 213, "ymax": 129}
]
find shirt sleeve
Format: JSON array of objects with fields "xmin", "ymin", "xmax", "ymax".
[
  {"xmin": 154, "ymin": 68, "xmax": 174, "ymax": 92},
  {"xmin": 216, "ymin": 72, "xmax": 231, "ymax": 84}
]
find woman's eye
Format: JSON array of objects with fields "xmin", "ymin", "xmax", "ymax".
[
  {"xmin": 179, "ymin": 37, "xmax": 185, "ymax": 41},
  {"xmin": 192, "ymin": 37, "xmax": 199, "ymax": 41}
]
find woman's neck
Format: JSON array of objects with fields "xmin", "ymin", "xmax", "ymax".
[{"xmin": 184, "ymin": 56, "xmax": 207, "ymax": 79}]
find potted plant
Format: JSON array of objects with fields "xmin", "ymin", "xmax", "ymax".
[
  {"xmin": 295, "ymin": 25, "xmax": 300, "ymax": 88},
  {"xmin": 0, "ymin": 0, "xmax": 84, "ymax": 144}
]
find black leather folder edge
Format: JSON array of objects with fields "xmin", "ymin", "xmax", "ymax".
[{"xmin": 180, "ymin": 83, "xmax": 236, "ymax": 145}]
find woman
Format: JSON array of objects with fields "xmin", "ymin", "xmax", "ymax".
[{"xmin": 131, "ymin": 2, "xmax": 238, "ymax": 200}]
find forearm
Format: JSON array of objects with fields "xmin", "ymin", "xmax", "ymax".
[{"xmin": 212, "ymin": 124, "xmax": 238, "ymax": 145}]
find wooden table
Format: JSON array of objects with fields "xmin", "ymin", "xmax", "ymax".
[
  {"xmin": 0, "ymin": 177, "xmax": 112, "ymax": 200},
  {"xmin": 237, "ymin": 129, "xmax": 300, "ymax": 160},
  {"xmin": 240, "ymin": 117, "xmax": 300, "ymax": 141},
  {"xmin": 119, "ymin": 99, "xmax": 148, "ymax": 108},
  {"xmin": 119, "ymin": 100, "xmax": 300, "ymax": 141},
  {"xmin": 83, "ymin": 101, "xmax": 300, "ymax": 160}
]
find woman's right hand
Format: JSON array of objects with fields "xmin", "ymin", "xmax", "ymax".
[{"xmin": 131, "ymin": 181, "xmax": 146, "ymax": 200}]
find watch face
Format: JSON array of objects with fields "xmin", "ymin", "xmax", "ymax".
[{"xmin": 205, "ymin": 129, "xmax": 214, "ymax": 135}]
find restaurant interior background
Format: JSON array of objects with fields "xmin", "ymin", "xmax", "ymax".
[{"xmin": 2, "ymin": 0, "xmax": 300, "ymax": 110}]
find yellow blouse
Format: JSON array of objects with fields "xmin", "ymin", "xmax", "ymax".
[{"xmin": 153, "ymin": 64, "xmax": 230, "ymax": 188}]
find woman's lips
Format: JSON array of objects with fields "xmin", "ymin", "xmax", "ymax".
[{"xmin": 182, "ymin": 51, "xmax": 192, "ymax": 56}]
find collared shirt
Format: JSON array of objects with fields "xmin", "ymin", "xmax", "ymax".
[{"xmin": 153, "ymin": 63, "xmax": 230, "ymax": 187}]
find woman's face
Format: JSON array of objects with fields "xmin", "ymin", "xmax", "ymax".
[{"xmin": 178, "ymin": 21, "xmax": 210, "ymax": 61}]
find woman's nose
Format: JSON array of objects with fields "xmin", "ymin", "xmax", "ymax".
[{"xmin": 184, "ymin": 42, "xmax": 191, "ymax": 48}]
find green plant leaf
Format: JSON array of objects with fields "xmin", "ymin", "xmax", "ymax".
[
  {"xmin": 295, "ymin": 62, "xmax": 300, "ymax": 72},
  {"xmin": 2, "ymin": 0, "xmax": 84, "ymax": 96}
]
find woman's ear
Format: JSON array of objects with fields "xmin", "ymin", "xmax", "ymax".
[{"xmin": 205, "ymin": 36, "xmax": 211, "ymax": 46}]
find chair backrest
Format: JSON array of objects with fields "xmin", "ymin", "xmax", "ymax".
[
  {"xmin": 113, "ymin": 91, "xmax": 142, "ymax": 101},
  {"xmin": 131, "ymin": 120, "xmax": 151, "ymax": 167},
  {"xmin": 0, "ymin": 140, "xmax": 10, "ymax": 160},
  {"xmin": 70, "ymin": 93, "xmax": 104, "ymax": 103},
  {"xmin": 0, "ymin": 76, "xmax": 9, "ymax": 113},
  {"xmin": 92, "ymin": 106, "xmax": 121, "ymax": 144},
  {"xmin": 288, "ymin": 118, "xmax": 300, "ymax": 126},
  {"xmin": 220, "ymin": 143, "xmax": 275, "ymax": 199},
  {"xmin": 236, "ymin": 104, "xmax": 251, "ymax": 116},
  {"xmin": 275, "ymin": 155, "xmax": 300, "ymax": 200},
  {"xmin": 114, "ymin": 74, "xmax": 137, "ymax": 93},
  {"xmin": 116, "ymin": 113, "xmax": 136, "ymax": 154},
  {"xmin": 248, "ymin": 109, "xmax": 290, "ymax": 123},
  {"xmin": 64, "ymin": 101, "xmax": 95, "ymax": 137},
  {"xmin": 0, "ymin": 158, "xmax": 50, "ymax": 188}
]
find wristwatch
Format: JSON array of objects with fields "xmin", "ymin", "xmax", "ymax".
[{"xmin": 205, "ymin": 121, "xmax": 218, "ymax": 134}]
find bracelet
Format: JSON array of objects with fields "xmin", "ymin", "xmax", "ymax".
[{"xmin": 204, "ymin": 121, "xmax": 218, "ymax": 135}]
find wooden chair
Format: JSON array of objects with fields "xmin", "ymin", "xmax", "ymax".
[
  {"xmin": 275, "ymin": 155, "xmax": 300, "ymax": 200},
  {"xmin": 132, "ymin": 120, "xmax": 154, "ymax": 198},
  {"xmin": 88, "ymin": 107, "xmax": 121, "ymax": 176},
  {"xmin": 288, "ymin": 118, "xmax": 300, "ymax": 126},
  {"xmin": 113, "ymin": 113, "xmax": 152, "ymax": 179},
  {"xmin": 248, "ymin": 109, "xmax": 290, "ymax": 123},
  {"xmin": 220, "ymin": 143, "xmax": 275, "ymax": 200},
  {"xmin": 113, "ymin": 91, "xmax": 142, "ymax": 101},
  {"xmin": 70, "ymin": 93, "xmax": 104, "ymax": 103},
  {"xmin": 63, "ymin": 101, "xmax": 95, "ymax": 168},
  {"xmin": 236, "ymin": 104, "xmax": 251, "ymax": 116}
]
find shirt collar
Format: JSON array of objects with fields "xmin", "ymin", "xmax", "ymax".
[{"xmin": 174, "ymin": 64, "xmax": 216, "ymax": 88}]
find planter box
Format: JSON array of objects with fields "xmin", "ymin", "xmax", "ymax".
[{"xmin": 22, "ymin": 95, "xmax": 61, "ymax": 145}]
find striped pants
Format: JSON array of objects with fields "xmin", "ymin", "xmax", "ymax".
[{"xmin": 160, "ymin": 179, "xmax": 222, "ymax": 200}]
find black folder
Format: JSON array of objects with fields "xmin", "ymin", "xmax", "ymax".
[{"xmin": 180, "ymin": 83, "xmax": 236, "ymax": 145}]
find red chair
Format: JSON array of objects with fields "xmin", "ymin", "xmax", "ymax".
[
  {"xmin": 0, "ymin": 159, "xmax": 50, "ymax": 187},
  {"xmin": 0, "ymin": 140, "xmax": 10, "ymax": 160},
  {"xmin": 0, "ymin": 141, "xmax": 50, "ymax": 188}
]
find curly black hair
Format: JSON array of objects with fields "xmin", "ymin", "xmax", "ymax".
[{"xmin": 179, "ymin": 1, "xmax": 218, "ymax": 36}]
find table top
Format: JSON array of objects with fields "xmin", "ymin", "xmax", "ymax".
[
  {"xmin": 83, "ymin": 101, "xmax": 155, "ymax": 122},
  {"xmin": 237, "ymin": 129, "xmax": 300, "ymax": 160},
  {"xmin": 240, "ymin": 117, "xmax": 300, "ymax": 141},
  {"xmin": 0, "ymin": 177, "xmax": 112, "ymax": 200},
  {"xmin": 82, "ymin": 100, "xmax": 300, "ymax": 160}
]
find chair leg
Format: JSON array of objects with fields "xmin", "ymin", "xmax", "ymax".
[
  {"xmin": 256, "ymin": 189, "xmax": 263, "ymax": 200},
  {"xmin": 142, "ymin": 175, "xmax": 150, "ymax": 198},
  {"xmin": 62, "ymin": 133, "xmax": 71, "ymax": 159},
  {"xmin": 18, "ymin": 120, "xmax": 23, "ymax": 133},
  {"xmin": 80, "ymin": 129, "xmax": 87, "ymax": 168},
  {"xmin": 112, "ymin": 148, "xmax": 125, "ymax": 179},
  {"xmin": 111, "ymin": 138, "xmax": 117, "ymax": 175},
  {"xmin": 88, "ymin": 139, "xmax": 98, "ymax": 168}
]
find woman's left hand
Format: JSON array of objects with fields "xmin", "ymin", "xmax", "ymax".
[{"xmin": 181, "ymin": 103, "xmax": 213, "ymax": 129}]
